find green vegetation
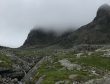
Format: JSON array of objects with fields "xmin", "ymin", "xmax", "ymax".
[
  {"xmin": 14, "ymin": 49, "xmax": 54, "ymax": 57},
  {"xmin": 0, "ymin": 52, "xmax": 12, "ymax": 68},
  {"xmin": 77, "ymin": 55, "xmax": 110, "ymax": 70},
  {"xmin": 3, "ymin": 48, "xmax": 110, "ymax": 84},
  {"xmin": 33, "ymin": 50, "xmax": 102, "ymax": 84},
  {"xmin": 34, "ymin": 62, "xmax": 93, "ymax": 84},
  {"xmin": 54, "ymin": 50, "xmax": 110, "ymax": 70}
]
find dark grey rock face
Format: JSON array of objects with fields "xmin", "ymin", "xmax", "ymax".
[
  {"xmin": 68, "ymin": 4, "xmax": 110, "ymax": 45},
  {"xmin": 23, "ymin": 28, "xmax": 59, "ymax": 47},
  {"xmin": 94, "ymin": 4, "xmax": 110, "ymax": 24},
  {"xmin": 23, "ymin": 28, "xmax": 73, "ymax": 48}
]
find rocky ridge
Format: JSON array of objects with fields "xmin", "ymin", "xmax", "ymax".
[{"xmin": 23, "ymin": 4, "xmax": 110, "ymax": 48}]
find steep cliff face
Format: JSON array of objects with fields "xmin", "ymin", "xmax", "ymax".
[
  {"xmin": 23, "ymin": 28, "xmax": 73, "ymax": 48},
  {"xmin": 23, "ymin": 28, "xmax": 57, "ymax": 47},
  {"xmin": 23, "ymin": 4, "xmax": 110, "ymax": 48},
  {"xmin": 68, "ymin": 4, "xmax": 110, "ymax": 44}
]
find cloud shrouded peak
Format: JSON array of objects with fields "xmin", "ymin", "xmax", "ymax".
[
  {"xmin": 0, "ymin": 0, "xmax": 110, "ymax": 48},
  {"xmin": 99, "ymin": 4, "xmax": 110, "ymax": 10}
]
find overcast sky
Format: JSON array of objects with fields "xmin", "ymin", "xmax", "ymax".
[{"xmin": 0, "ymin": 0, "xmax": 110, "ymax": 48}]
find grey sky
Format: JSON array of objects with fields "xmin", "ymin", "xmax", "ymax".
[{"xmin": 0, "ymin": 0, "xmax": 110, "ymax": 48}]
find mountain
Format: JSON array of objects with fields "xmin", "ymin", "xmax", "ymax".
[
  {"xmin": 67, "ymin": 4, "xmax": 110, "ymax": 45},
  {"xmin": 23, "ymin": 28, "xmax": 73, "ymax": 48},
  {"xmin": 23, "ymin": 4, "xmax": 110, "ymax": 48},
  {"xmin": 0, "ymin": 46, "xmax": 9, "ymax": 49}
]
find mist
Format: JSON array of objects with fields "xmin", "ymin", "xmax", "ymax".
[{"xmin": 0, "ymin": 0, "xmax": 110, "ymax": 48}]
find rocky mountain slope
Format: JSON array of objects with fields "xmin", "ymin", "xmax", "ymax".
[
  {"xmin": 1, "ymin": 4, "xmax": 110, "ymax": 84},
  {"xmin": 23, "ymin": 4, "xmax": 110, "ymax": 48},
  {"xmin": 23, "ymin": 28, "xmax": 73, "ymax": 48},
  {"xmin": 68, "ymin": 4, "xmax": 110, "ymax": 45}
]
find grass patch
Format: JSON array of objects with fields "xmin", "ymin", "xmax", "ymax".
[
  {"xmin": 34, "ymin": 55, "xmax": 95, "ymax": 84},
  {"xmin": 77, "ymin": 55, "xmax": 110, "ymax": 70},
  {"xmin": 14, "ymin": 49, "xmax": 54, "ymax": 57},
  {"xmin": 0, "ymin": 52, "xmax": 12, "ymax": 68}
]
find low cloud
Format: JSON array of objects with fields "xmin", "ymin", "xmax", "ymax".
[{"xmin": 0, "ymin": 0, "xmax": 109, "ymax": 48}]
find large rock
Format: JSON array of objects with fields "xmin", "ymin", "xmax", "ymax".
[{"xmin": 59, "ymin": 59, "xmax": 81, "ymax": 70}]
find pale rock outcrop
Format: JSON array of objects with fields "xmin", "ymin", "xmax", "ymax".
[{"xmin": 59, "ymin": 59, "xmax": 81, "ymax": 70}]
